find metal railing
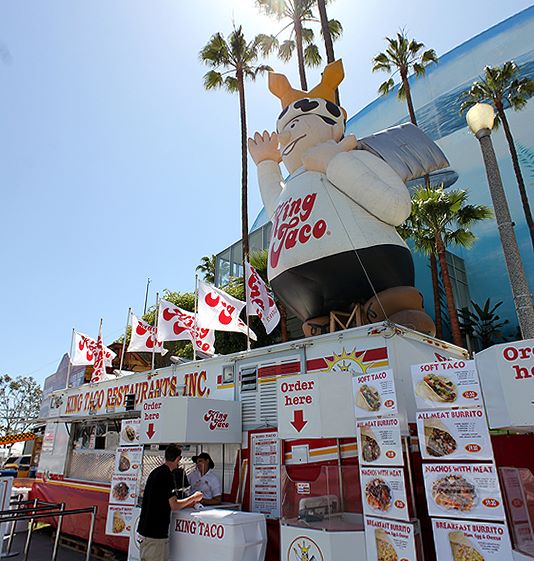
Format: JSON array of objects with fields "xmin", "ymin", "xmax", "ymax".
[{"xmin": 0, "ymin": 500, "xmax": 96, "ymax": 561}]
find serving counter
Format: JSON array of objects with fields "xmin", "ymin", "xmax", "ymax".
[{"xmin": 170, "ymin": 508, "xmax": 267, "ymax": 561}]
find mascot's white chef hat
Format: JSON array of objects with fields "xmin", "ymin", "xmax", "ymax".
[{"xmin": 269, "ymin": 59, "xmax": 347, "ymax": 133}]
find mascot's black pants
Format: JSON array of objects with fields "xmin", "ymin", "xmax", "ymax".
[{"xmin": 270, "ymin": 244, "xmax": 414, "ymax": 322}]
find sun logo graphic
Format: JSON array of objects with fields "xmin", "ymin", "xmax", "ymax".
[
  {"xmin": 289, "ymin": 537, "xmax": 324, "ymax": 561},
  {"xmin": 322, "ymin": 348, "xmax": 388, "ymax": 376}
]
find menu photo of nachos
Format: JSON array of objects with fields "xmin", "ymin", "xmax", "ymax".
[
  {"xmin": 112, "ymin": 482, "xmax": 130, "ymax": 502},
  {"xmin": 361, "ymin": 426, "xmax": 381, "ymax": 463},
  {"xmin": 448, "ymin": 531, "xmax": 485, "ymax": 561},
  {"xmin": 356, "ymin": 384, "xmax": 381, "ymax": 412},
  {"xmin": 416, "ymin": 373, "xmax": 457, "ymax": 404},
  {"xmin": 424, "ymin": 418, "xmax": 458, "ymax": 458},
  {"xmin": 375, "ymin": 528, "xmax": 398, "ymax": 561},
  {"xmin": 431, "ymin": 474, "xmax": 477, "ymax": 513},
  {"xmin": 366, "ymin": 478, "xmax": 393, "ymax": 512}
]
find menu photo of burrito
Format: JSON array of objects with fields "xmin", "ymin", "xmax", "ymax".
[
  {"xmin": 416, "ymin": 373, "xmax": 457, "ymax": 404},
  {"xmin": 375, "ymin": 528, "xmax": 398, "ymax": 561},
  {"xmin": 361, "ymin": 426, "xmax": 381, "ymax": 463},
  {"xmin": 112, "ymin": 511, "xmax": 126, "ymax": 534},
  {"xmin": 356, "ymin": 384, "xmax": 381, "ymax": 412},
  {"xmin": 448, "ymin": 531, "xmax": 485, "ymax": 561},
  {"xmin": 424, "ymin": 418, "xmax": 457, "ymax": 457},
  {"xmin": 118, "ymin": 451, "xmax": 131, "ymax": 472}
]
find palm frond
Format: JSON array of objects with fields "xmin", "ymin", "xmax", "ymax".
[
  {"xmin": 224, "ymin": 76, "xmax": 239, "ymax": 92},
  {"xmin": 304, "ymin": 43, "xmax": 321, "ymax": 67},
  {"xmin": 301, "ymin": 27, "xmax": 314, "ymax": 45},
  {"xmin": 278, "ymin": 39, "xmax": 295, "ymax": 62},
  {"xmin": 203, "ymin": 70, "xmax": 224, "ymax": 90},
  {"xmin": 327, "ymin": 18, "xmax": 343, "ymax": 41},
  {"xmin": 378, "ymin": 77, "xmax": 395, "ymax": 96},
  {"xmin": 256, "ymin": 33, "xmax": 279, "ymax": 56}
]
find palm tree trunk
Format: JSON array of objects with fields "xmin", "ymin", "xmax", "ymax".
[
  {"xmin": 237, "ymin": 70, "xmax": 249, "ymax": 261},
  {"xmin": 316, "ymin": 0, "xmax": 338, "ymax": 105},
  {"xmin": 293, "ymin": 18, "xmax": 308, "ymax": 90},
  {"xmin": 435, "ymin": 233, "xmax": 463, "ymax": 347},
  {"xmin": 430, "ymin": 253, "xmax": 443, "ymax": 338},
  {"xmin": 401, "ymin": 72, "xmax": 418, "ymax": 126},
  {"xmin": 498, "ymin": 108, "xmax": 534, "ymax": 250},
  {"xmin": 279, "ymin": 301, "xmax": 288, "ymax": 342}
]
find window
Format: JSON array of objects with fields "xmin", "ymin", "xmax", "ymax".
[{"xmin": 240, "ymin": 367, "xmax": 257, "ymax": 392}]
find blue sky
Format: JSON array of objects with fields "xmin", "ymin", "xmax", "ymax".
[{"xmin": 1, "ymin": 0, "xmax": 532, "ymax": 385}]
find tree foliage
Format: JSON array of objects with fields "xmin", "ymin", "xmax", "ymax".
[
  {"xmin": 196, "ymin": 255, "xmax": 216, "ymax": 284},
  {"xmin": 458, "ymin": 299, "xmax": 509, "ymax": 350},
  {"xmin": 0, "ymin": 375, "xmax": 42, "ymax": 435}
]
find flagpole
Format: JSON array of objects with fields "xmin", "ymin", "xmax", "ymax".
[
  {"xmin": 118, "ymin": 307, "xmax": 131, "ymax": 375},
  {"xmin": 193, "ymin": 275, "xmax": 198, "ymax": 361},
  {"xmin": 66, "ymin": 328, "xmax": 75, "ymax": 389},
  {"xmin": 152, "ymin": 293, "xmax": 159, "ymax": 372},
  {"xmin": 143, "ymin": 277, "xmax": 151, "ymax": 315},
  {"xmin": 244, "ymin": 260, "xmax": 251, "ymax": 352}
]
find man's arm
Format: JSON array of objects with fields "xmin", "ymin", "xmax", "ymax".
[
  {"xmin": 326, "ymin": 150, "xmax": 412, "ymax": 226},
  {"xmin": 201, "ymin": 495, "xmax": 222, "ymax": 506},
  {"xmin": 169, "ymin": 491, "xmax": 203, "ymax": 511}
]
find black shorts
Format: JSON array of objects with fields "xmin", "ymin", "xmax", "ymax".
[{"xmin": 270, "ymin": 245, "xmax": 414, "ymax": 322}]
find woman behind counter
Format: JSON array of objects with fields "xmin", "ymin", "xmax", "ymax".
[{"xmin": 189, "ymin": 452, "xmax": 222, "ymax": 506}]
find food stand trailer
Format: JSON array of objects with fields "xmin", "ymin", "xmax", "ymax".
[{"xmin": 33, "ymin": 321, "xmax": 472, "ymax": 560}]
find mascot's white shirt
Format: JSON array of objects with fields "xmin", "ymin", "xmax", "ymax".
[{"xmin": 257, "ymin": 150, "xmax": 412, "ymax": 281}]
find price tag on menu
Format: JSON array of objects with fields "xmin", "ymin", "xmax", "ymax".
[
  {"xmin": 360, "ymin": 467, "xmax": 409, "ymax": 521},
  {"xmin": 411, "ymin": 360, "xmax": 481, "ymax": 410},
  {"xmin": 365, "ymin": 516, "xmax": 418, "ymax": 561},
  {"xmin": 422, "ymin": 463, "xmax": 505, "ymax": 521},
  {"xmin": 416, "ymin": 408, "xmax": 493, "ymax": 461},
  {"xmin": 432, "ymin": 518, "xmax": 513, "ymax": 561},
  {"xmin": 353, "ymin": 369, "xmax": 398, "ymax": 418},
  {"xmin": 357, "ymin": 417, "xmax": 404, "ymax": 466}
]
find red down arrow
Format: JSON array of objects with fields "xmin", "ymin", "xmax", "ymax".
[
  {"xmin": 146, "ymin": 423, "xmax": 155, "ymax": 439},
  {"xmin": 290, "ymin": 410, "xmax": 307, "ymax": 432}
]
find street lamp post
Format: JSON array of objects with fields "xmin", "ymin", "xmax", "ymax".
[{"xmin": 466, "ymin": 103, "xmax": 534, "ymax": 338}]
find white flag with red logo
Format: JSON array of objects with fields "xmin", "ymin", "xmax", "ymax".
[
  {"xmin": 197, "ymin": 281, "xmax": 257, "ymax": 340},
  {"xmin": 245, "ymin": 261, "xmax": 280, "ymax": 335},
  {"xmin": 157, "ymin": 299, "xmax": 215, "ymax": 356},
  {"xmin": 127, "ymin": 314, "xmax": 168, "ymax": 355},
  {"xmin": 72, "ymin": 331, "xmax": 116, "ymax": 367},
  {"xmin": 90, "ymin": 324, "xmax": 115, "ymax": 383}
]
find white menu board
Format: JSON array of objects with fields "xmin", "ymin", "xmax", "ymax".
[
  {"xmin": 250, "ymin": 430, "xmax": 280, "ymax": 519},
  {"xmin": 106, "ymin": 505, "xmax": 134, "ymax": 537},
  {"xmin": 411, "ymin": 360, "xmax": 481, "ymax": 410},
  {"xmin": 357, "ymin": 417, "xmax": 404, "ymax": 466},
  {"xmin": 120, "ymin": 419, "xmax": 141, "ymax": 446},
  {"xmin": 416, "ymin": 408, "xmax": 493, "ymax": 461},
  {"xmin": 114, "ymin": 446, "xmax": 143, "ymax": 475},
  {"xmin": 423, "ymin": 463, "xmax": 505, "ymax": 521},
  {"xmin": 360, "ymin": 466, "xmax": 409, "ymax": 521},
  {"xmin": 365, "ymin": 516, "xmax": 418, "ymax": 561},
  {"xmin": 109, "ymin": 473, "xmax": 139, "ymax": 506},
  {"xmin": 432, "ymin": 518, "xmax": 513, "ymax": 561},
  {"xmin": 353, "ymin": 369, "xmax": 398, "ymax": 418}
]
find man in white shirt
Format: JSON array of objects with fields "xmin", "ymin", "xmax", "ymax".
[{"xmin": 189, "ymin": 453, "xmax": 222, "ymax": 506}]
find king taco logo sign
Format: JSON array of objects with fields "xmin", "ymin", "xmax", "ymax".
[
  {"xmin": 288, "ymin": 537, "xmax": 324, "ymax": 561},
  {"xmin": 204, "ymin": 409, "xmax": 229, "ymax": 431},
  {"xmin": 270, "ymin": 193, "xmax": 327, "ymax": 269}
]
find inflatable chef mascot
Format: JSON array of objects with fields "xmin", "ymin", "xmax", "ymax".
[{"xmin": 248, "ymin": 60, "xmax": 449, "ymax": 336}]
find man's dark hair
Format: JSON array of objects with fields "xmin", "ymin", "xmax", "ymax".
[{"xmin": 165, "ymin": 444, "xmax": 182, "ymax": 462}]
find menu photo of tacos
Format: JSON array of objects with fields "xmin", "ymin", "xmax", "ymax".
[
  {"xmin": 448, "ymin": 531, "xmax": 485, "ymax": 561},
  {"xmin": 357, "ymin": 384, "xmax": 381, "ymax": 412},
  {"xmin": 417, "ymin": 373, "xmax": 457, "ymax": 404},
  {"xmin": 424, "ymin": 419, "xmax": 458, "ymax": 458},
  {"xmin": 375, "ymin": 528, "xmax": 398, "ymax": 561},
  {"xmin": 361, "ymin": 426, "xmax": 381, "ymax": 463}
]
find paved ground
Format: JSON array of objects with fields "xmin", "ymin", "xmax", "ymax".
[{"xmin": 2, "ymin": 526, "xmax": 124, "ymax": 561}]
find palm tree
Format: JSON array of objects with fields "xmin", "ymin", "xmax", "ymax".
[
  {"xmin": 372, "ymin": 29, "xmax": 437, "ymax": 126},
  {"xmin": 398, "ymin": 217, "xmax": 444, "ymax": 339},
  {"xmin": 410, "ymin": 186, "xmax": 493, "ymax": 347},
  {"xmin": 196, "ymin": 255, "xmax": 216, "ymax": 284},
  {"xmin": 315, "ymin": 0, "xmax": 338, "ymax": 64},
  {"xmin": 256, "ymin": 0, "xmax": 341, "ymax": 90},
  {"xmin": 200, "ymin": 27, "xmax": 271, "ymax": 263},
  {"xmin": 460, "ymin": 61, "xmax": 534, "ymax": 249}
]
